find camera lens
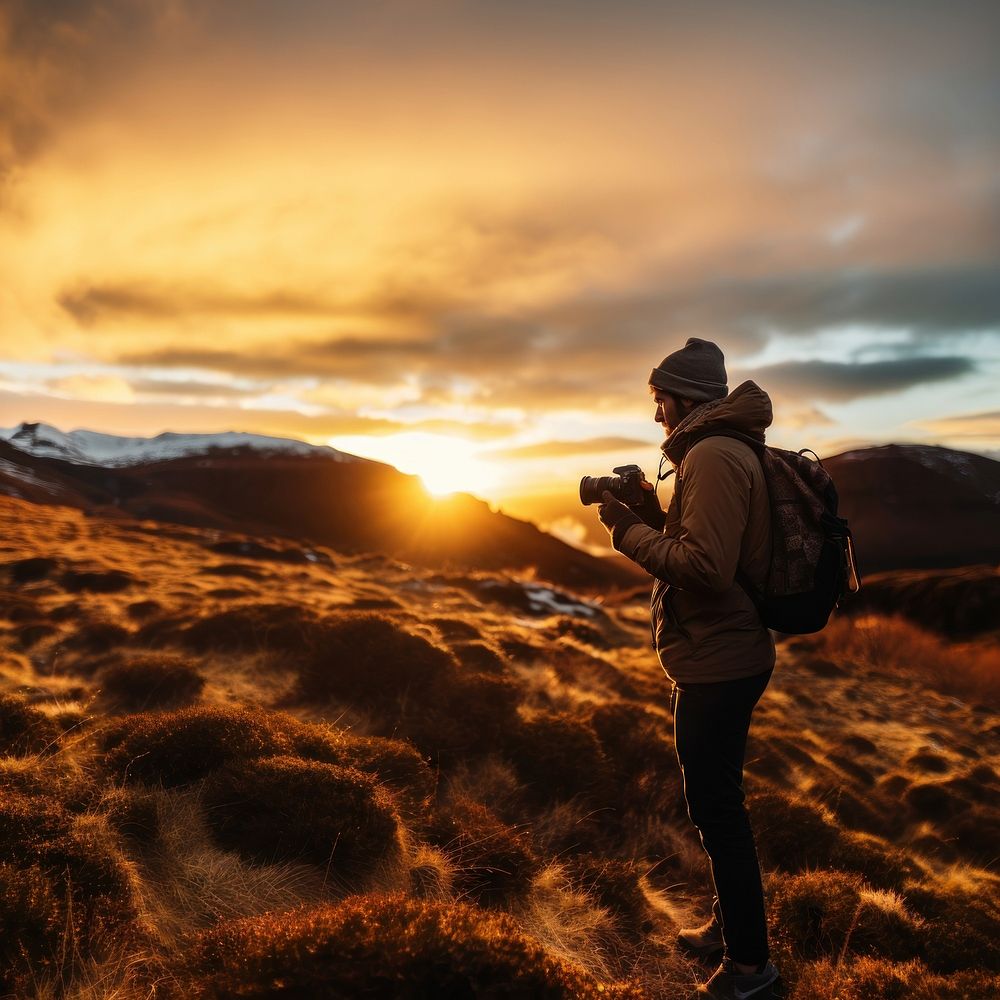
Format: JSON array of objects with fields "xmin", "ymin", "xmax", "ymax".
[{"xmin": 579, "ymin": 475, "xmax": 621, "ymax": 506}]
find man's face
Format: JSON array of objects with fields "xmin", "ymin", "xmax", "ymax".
[{"xmin": 651, "ymin": 388, "xmax": 686, "ymax": 434}]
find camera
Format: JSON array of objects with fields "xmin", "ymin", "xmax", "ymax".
[{"xmin": 579, "ymin": 464, "xmax": 646, "ymax": 506}]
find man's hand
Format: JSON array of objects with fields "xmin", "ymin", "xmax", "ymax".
[
  {"xmin": 630, "ymin": 480, "xmax": 666, "ymax": 531},
  {"xmin": 597, "ymin": 490, "xmax": 643, "ymax": 550}
]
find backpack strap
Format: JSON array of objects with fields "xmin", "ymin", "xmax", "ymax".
[{"xmin": 680, "ymin": 428, "xmax": 768, "ymax": 610}]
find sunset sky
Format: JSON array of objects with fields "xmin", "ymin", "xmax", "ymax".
[{"xmin": 1, "ymin": 1, "xmax": 998, "ymax": 548}]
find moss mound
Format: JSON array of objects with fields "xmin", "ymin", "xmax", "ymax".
[
  {"xmin": 296, "ymin": 614, "xmax": 456, "ymax": 708},
  {"xmin": 100, "ymin": 705, "xmax": 433, "ymax": 803},
  {"xmin": 188, "ymin": 893, "xmax": 642, "ymax": 999},
  {"xmin": 0, "ymin": 693, "xmax": 61, "ymax": 756},
  {"xmin": 202, "ymin": 755, "xmax": 401, "ymax": 871},
  {"xmin": 99, "ymin": 652, "xmax": 205, "ymax": 711},
  {"xmin": 101, "ymin": 705, "xmax": 294, "ymax": 787}
]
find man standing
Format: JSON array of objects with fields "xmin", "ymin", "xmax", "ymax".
[{"xmin": 596, "ymin": 338, "xmax": 782, "ymax": 1000}]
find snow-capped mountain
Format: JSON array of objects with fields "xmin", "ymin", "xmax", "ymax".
[{"xmin": 0, "ymin": 421, "xmax": 364, "ymax": 467}]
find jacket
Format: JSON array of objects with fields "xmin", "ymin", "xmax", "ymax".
[{"xmin": 614, "ymin": 381, "xmax": 775, "ymax": 684}]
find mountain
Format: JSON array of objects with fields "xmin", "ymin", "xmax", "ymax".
[
  {"xmin": 0, "ymin": 421, "xmax": 360, "ymax": 466},
  {"xmin": 824, "ymin": 443, "xmax": 1000, "ymax": 573},
  {"xmin": 0, "ymin": 425, "xmax": 642, "ymax": 592}
]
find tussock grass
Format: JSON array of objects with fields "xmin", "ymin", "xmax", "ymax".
[
  {"xmin": 427, "ymin": 795, "xmax": 539, "ymax": 907},
  {"xmin": 505, "ymin": 710, "xmax": 613, "ymax": 806},
  {"xmin": 186, "ymin": 893, "xmax": 645, "ymax": 998},
  {"xmin": 0, "ymin": 692, "xmax": 62, "ymax": 756},
  {"xmin": 817, "ymin": 614, "xmax": 1000, "ymax": 706},
  {"xmin": 98, "ymin": 652, "xmax": 205, "ymax": 712},
  {"xmin": 767, "ymin": 870, "xmax": 922, "ymax": 965},
  {"xmin": 202, "ymin": 755, "xmax": 403, "ymax": 871}
]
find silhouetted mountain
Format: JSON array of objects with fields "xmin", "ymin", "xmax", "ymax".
[
  {"xmin": 0, "ymin": 431, "xmax": 641, "ymax": 592},
  {"xmin": 825, "ymin": 444, "xmax": 1000, "ymax": 573}
]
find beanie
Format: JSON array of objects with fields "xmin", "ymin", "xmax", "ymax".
[{"xmin": 648, "ymin": 337, "xmax": 728, "ymax": 402}]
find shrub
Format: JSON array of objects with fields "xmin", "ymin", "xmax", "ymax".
[
  {"xmin": 187, "ymin": 894, "xmax": 643, "ymax": 998},
  {"xmin": 202, "ymin": 755, "xmax": 401, "ymax": 872},
  {"xmin": 296, "ymin": 614, "xmax": 456, "ymax": 708},
  {"xmin": 0, "ymin": 693, "xmax": 61, "ymax": 756},
  {"xmin": 99, "ymin": 652, "xmax": 205, "ymax": 711},
  {"xmin": 768, "ymin": 870, "xmax": 921, "ymax": 965},
  {"xmin": 505, "ymin": 711, "xmax": 613, "ymax": 807},
  {"xmin": 427, "ymin": 797, "xmax": 539, "ymax": 906}
]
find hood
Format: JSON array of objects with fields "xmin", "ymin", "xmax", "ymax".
[{"xmin": 661, "ymin": 380, "xmax": 773, "ymax": 466}]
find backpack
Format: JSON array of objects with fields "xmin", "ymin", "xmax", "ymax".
[{"xmin": 684, "ymin": 430, "xmax": 861, "ymax": 634}]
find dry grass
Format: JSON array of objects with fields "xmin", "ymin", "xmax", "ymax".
[
  {"xmin": 0, "ymin": 497, "xmax": 997, "ymax": 998},
  {"xmin": 817, "ymin": 614, "xmax": 1000, "ymax": 706}
]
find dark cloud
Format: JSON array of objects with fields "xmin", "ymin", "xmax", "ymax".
[
  {"xmin": 485, "ymin": 436, "xmax": 653, "ymax": 461},
  {"xmin": 743, "ymin": 356, "xmax": 977, "ymax": 402},
  {"xmin": 694, "ymin": 265, "xmax": 1000, "ymax": 340},
  {"xmin": 128, "ymin": 378, "xmax": 253, "ymax": 398}
]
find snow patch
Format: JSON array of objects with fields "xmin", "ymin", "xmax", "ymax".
[{"xmin": 0, "ymin": 421, "xmax": 365, "ymax": 468}]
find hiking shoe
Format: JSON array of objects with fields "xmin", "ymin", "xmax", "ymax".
[
  {"xmin": 677, "ymin": 917, "xmax": 725, "ymax": 964},
  {"xmin": 692, "ymin": 958, "xmax": 783, "ymax": 999}
]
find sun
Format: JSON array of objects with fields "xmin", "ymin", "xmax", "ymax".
[{"xmin": 332, "ymin": 431, "xmax": 499, "ymax": 498}]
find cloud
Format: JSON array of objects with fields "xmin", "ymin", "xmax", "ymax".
[
  {"xmin": 915, "ymin": 408, "xmax": 1000, "ymax": 439},
  {"xmin": 742, "ymin": 356, "xmax": 977, "ymax": 402},
  {"xmin": 485, "ymin": 436, "xmax": 653, "ymax": 461}
]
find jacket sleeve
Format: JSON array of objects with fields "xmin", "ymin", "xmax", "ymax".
[{"xmin": 612, "ymin": 440, "xmax": 752, "ymax": 593}]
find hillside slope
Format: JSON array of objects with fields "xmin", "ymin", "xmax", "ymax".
[
  {"xmin": 0, "ymin": 494, "xmax": 997, "ymax": 998},
  {"xmin": 0, "ymin": 437, "xmax": 642, "ymax": 592}
]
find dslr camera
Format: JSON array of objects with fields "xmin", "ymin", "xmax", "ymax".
[{"xmin": 579, "ymin": 464, "xmax": 646, "ymax": 506}]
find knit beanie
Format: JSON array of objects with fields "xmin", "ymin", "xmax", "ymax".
[{"xmin": 648, "ymin": 337, "xmax": 728, "ymax": 402}]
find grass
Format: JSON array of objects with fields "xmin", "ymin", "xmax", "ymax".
[
  {"xmin": 186, "ymin": 893, "xmax": 646, "ymax": 999},
  {"xmin": 815, "ymin": 613, "xmax": 1000, "ymax": 706},
  {"xmin": 0, "ymin": 497, "xmax": 997, "ymax": 999}
]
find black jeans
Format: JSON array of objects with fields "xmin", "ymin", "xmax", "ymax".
[{"xmin": 672, "ymin": 668, "xmax": 772, "ymax": 966}]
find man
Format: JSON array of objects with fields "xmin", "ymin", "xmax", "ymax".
[{"xmin": 596, "ymin": 338, "xmax": 782, "ymax": 1000}]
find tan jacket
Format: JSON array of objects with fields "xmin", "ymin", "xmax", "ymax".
[{"xmin": 616, "ymin": 381, "xmax": 775, "ymax": 684}]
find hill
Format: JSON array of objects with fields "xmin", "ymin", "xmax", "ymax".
[
  {"xmin": 0, "ymin": 494, "xmax": 997, "ymax": 998},
  {"xmin": 0, "ymin": 430, "xmax": 642, "ymax": 593},
  {"xmin": 824, "ymin": 444, "xmax": 1000, "ymax": 573}
]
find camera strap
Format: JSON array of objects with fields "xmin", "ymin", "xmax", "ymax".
[{"xmin": 654, "ymin": 453, "xmax": 674, "ymax": 499}]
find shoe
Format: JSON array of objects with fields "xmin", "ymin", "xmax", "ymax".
[
  {"xmin": 691, "ymin": 958, "xmax": 783, "ymax": 999},
  {"xmin": 677, "ymin": 917, "xmax": 725, "ymax": 964}
]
